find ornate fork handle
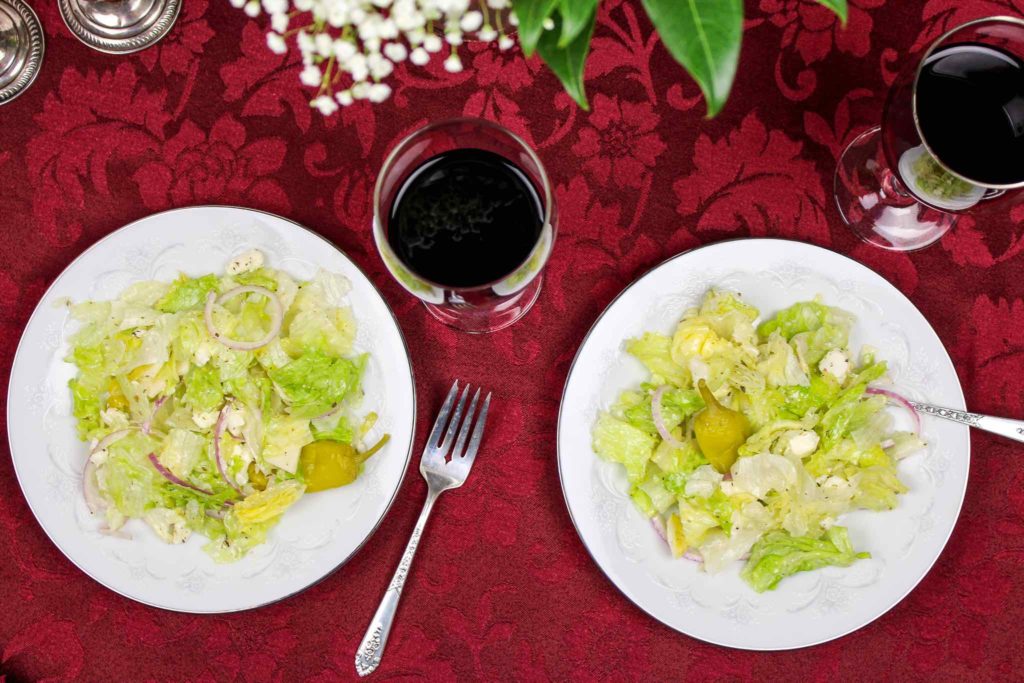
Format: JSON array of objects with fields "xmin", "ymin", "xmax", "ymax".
[
  {"xmin": 355, "ymin": 489, "xmax": 439, "ymax": 677},
  {"xmin": 910, "ymin": 401, "xmax": 1024, "ymax": 444}
]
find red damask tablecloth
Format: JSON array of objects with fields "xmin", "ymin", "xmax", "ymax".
[{"xmin": 2, "ymin": 0, "xmax": 1023, "ymax": 680}]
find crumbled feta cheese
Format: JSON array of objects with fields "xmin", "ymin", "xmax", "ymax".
[
  {"xmin": 227, "ymin": 249, "xmax": 264, "ymax": 275},
  {"xmin": 100, "ymin": 407, "xmax": 128, "ymax": 428},
  {"xmin": 783, "ymin": 430, "xmax": 820, "ymax": 457},
  {"xmin": 192, "ymin": 410, "xmax": 218, "ymax": 429},
  {"xmin": 143, "ymin": 508, "xmax": 191, "ymax": 544},
  {"xmin": 90, "ymin": 448, "xmax": 109, "ymax": 466},
  {"xmin": 818, "ymin": 349, "xmax": 850, "ymax": 384}
]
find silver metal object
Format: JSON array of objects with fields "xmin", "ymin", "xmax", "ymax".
[
  {"xmin": 0, "ymin": 0, "xmax": 43, "ymax": 106},
  {"xmin": 355, "ymin": 381, "xmax": 491, "ymax": 677},
  {"xmin": 59, "ymin": 0, "xmax": 181, "ymax": 54},
  {"xmin": 911, "ymin": 400, "xmax": 1024, "ymax": 444}
]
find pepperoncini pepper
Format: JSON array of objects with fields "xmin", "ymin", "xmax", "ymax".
[
  {"xmin": 693, "ymin": 380, "xmax": 750, "ymax": 474},
  {"xmin": 298, "ymin": 435, "xmax": 391, "ymax": 493}
]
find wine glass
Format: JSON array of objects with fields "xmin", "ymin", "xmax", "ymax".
[
  {"xmin": 835, "ymin": 16, "xmax": 1024, "ymax": 251},
  {"xmin": 373, "ymin": 118, "xmax": 556, "ymax": 334}
]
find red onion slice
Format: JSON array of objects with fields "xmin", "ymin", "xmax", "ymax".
[
  {"xmin": 99, "ymin": 525, "xmax": 131, "ymax": 539},
  {"xmin": 89, "ymin": 428, "xmax": 134, "ymax": 456},
  {"xmin": 83, "ymin": 461, "xmax": 105, "ymax": 514},
  {"xmin": 204, "ymin": 286, "xmax": 283, "ymax": 351},
  {"xmin": 141, "ymin": 396, "xmax": 168, "ymax": 436},
  {"xmin": 651, "ymin": 517, "xmax": 668, "ymax": 543},
  {"xmin": 866, "ymin": 387, "xmax": 921, "ymax": 434},
  {"xmin": 214, "ymin": 405, "xmax": 243, "ymax": 496},
  {"xmin": 147, "ymin": 453, "xmax": 213, "ymax": 495},
  {"xmin": 651, "ymin": 386, "xmax": 688, "ymax": 450}
]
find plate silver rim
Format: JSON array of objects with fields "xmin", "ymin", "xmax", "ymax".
[
  {"xmin": 0, "ymin": 0, "xmax": 44, "ymax": 105},
  {"xmin": 555, "ymin": 237, "xmax": 970, "ymax": 650},
  {"xmin": 58, "ymin": 0, "xmax": 181, "ymax": 54},
  {"xmin": 6, "ymin": 205, "xmax": 418, "ymax": 614}
]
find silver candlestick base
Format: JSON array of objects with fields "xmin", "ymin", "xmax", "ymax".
[
  {"xmin": 0, "ymin": 0, "xmax": 43, "ymax": 106},
  {"xmin": 59, "ymin": 0, "xmax": 181, "ymax": 54}
]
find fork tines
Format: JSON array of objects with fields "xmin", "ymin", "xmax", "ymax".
[{"xmin": 425, "ymin": 380, "xmax": 491, "ymax": 466}]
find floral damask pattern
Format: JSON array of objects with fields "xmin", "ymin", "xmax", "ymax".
[{"xmin": 1, "ymin": 0, "xmax": 1023, "ymax": 681}]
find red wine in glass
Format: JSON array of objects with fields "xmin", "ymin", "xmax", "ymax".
[
  {"xmin": 373, "ymin": 119, "xmax": 556, "ymax": 333},
  {"xmin": 836, "ymin": 17, "xmax": 1024, "ymax": 251},
  {"xmin": 386, "ymin": 149, "xmax": 544, "ymax": 289}
]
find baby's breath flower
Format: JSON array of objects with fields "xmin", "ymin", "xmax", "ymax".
[
  {"xmin": 410, "ymin": 46, "xmax": 430, "ymax": 65},
  {"xmin": 240, "ymin": 0, "xmax": 513, "ymax": 113},
  {"xmin": 266, "ymin": 32, "xmax": 287, "ymax": 54},
  {"xmin": 299, "ymin": 64, "xmax": 322, "ymax": 87},
  {"xmin": 311, "ymin": 95, "xmax": 338, "ymax": 115},
  {"xmin": 443, "ymin": 53, "xmax": 462, "ymax": 73},
  {"xmin": 383, "ymin": 42, "xmax": 407, "ymax": 62}
]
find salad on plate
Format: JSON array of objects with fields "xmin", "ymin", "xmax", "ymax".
[
  {"xmin": 592, "ymin": 290, "xmax": 926, "ymax": 592},
  {"xmin": 66, "ymin": 250, "xmax": 388, "ymax": 562}
]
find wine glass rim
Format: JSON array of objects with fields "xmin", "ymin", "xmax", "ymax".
[
  {"xmin": 372, "ymin": 116, "xmax": 555, "ymax": 292},
  {"xmin": 911, "ymin": 14, "xmax": 1024, "ymax": 190}
]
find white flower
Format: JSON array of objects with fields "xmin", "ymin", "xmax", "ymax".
[
  {"xmin": 368, "ymin": 53, "xmax": 394, "ymax": 79},
  {"xmin": 314, "ymin": 32, "xmax": 333, "ymax": 57},
  {"xmin": 293, "ymin": 0, "xmax": 312, "ymax": 9},
  {"xmin": 444, "ymin": 53, "xmax": 462, "ymax": 72},
  {"xmin": 445, "ymin": 31, "xmax": 463, "ymax": 46},
  {"xmin": 498, "ymin": 35, "xmax": 514, "ymax": 50},
  {"xmin": 346, "ymin": 53, "xmax": 369, "ymax": 81},
  {"xmin": 266, "ymin": 32, "xmax": 287, "ymax": 54},
  {"xmin": 261, "ymin": 0, "xmax": 286, "ymax": 14},
  {"xmin": 368, "ymin": 83, "xmax": 392, "ymax": 102},
  {"xmin": 542, "ymin": 17, "xmax": 554, "ymax": 30},
  {"xmin": 423, "ymin": 34, "xmax": 443, "ymax": 52},
  {"xmin": 383, "ymin": 42, "xmax": 407, "ymax": 62},
  {"xmin": 244, "ymin": 0, "xmax": 260, "ymax": 17},
  {"xmin": 477, "ymin": 26, "xmax": 497, "ymax": 41},
  {"xmin": 228, "ymin": 0, "xmax": 244, "ymax": 8},
  {"xmin": 297, "ymin": 30, "xmax": 314, "ymax": 53},
  {"xmin": 487, "ymin": 0, "xmax": 509, "ymax": 8},
  {"xmin": 335, "ymin": 89, "xmax": 354, "ymax": 106},
  {"xmin": 311, "ymin": 95, "xmax": 338, "ymax": 115},
  {"xmin": 300, "ymin": 64, "xmax": 322, "ymax": 87},
  {"xmin": 333, "ymin": 38, "xmax": 357, "ymax": 61},
  {"xmin": 508, "ymin": 12, "xmax": 519, "ymax": 26},
  {"xmin": 410, "ymin": 47, "xmax": 429, "ymax": 65},
  {"xmin": 351, "ymin": 81, "xmax": 371, "ymax": 99},
  {"xmin": 270, "ymin": 12, "xmax": 288, "ymax": 32},
  {"xmin": 459, "ymin": 11, "xmax": 482, "ymax": 32}
]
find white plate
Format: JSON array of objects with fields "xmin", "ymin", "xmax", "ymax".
[
  {"xmin": 7, "ymin": 206, "xmax": 415, "ymax": 613},
  {"xmin": 558, "ymin": 239, "xmax": 968, "ymax": 650}
]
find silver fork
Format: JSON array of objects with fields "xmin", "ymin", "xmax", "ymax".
[{"xmin": 354, "ymin": 380, "xmax": 491, "ymax": 677}]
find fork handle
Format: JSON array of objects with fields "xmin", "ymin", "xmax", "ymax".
[
  {"xmin": 355, "ymin": 489, "xmax": 439, "ymax": 677},
  {"xmin": 910, "ymin": 401, "xmax": 1024, "ymax": 444}
]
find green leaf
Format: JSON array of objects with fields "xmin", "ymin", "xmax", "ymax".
[
  {"xmin": 557, "ymin": 0, "xmax": 600, "ymax": 47},
  {"xmin": 512, "ymin": 0, "xmax": 561, "ymax": 56},
  {"xmin": 640, "ymin": 0, "xmax": 743, "ymax": 117},
  {"xmin": 815, "ymin": 0, "xmax": 848, "ymax": 24},
  {"xmin": 536, "ymin": 10, "xmax": 596, "ymax": 109}
]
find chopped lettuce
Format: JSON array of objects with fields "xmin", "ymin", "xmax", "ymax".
[
  {"xmin": 742, "ymin": 527, "xmax": 870, "ymax": 592},
  {"xmin": 595, "ymin": 289, "xmax": 917, "ymax": 591},
  {"xmin": 66, "ymin": 253, "xmax": 385, "ymax": 562},
  {"xmin": 156, "ymin": 274, "xmax": 219, "ymax": 313},
  {"xmin": 267, "ymin": 350, "xmax": 365, "ymax": 419}
]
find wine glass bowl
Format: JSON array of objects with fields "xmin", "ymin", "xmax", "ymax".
[
  {"xmin": 835, "ymin": 16, "xmax": 1024, "ymax": 251},
  {"xmin": 373, "ymin": 118, "xmax": 556, "ymax": 334}
]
